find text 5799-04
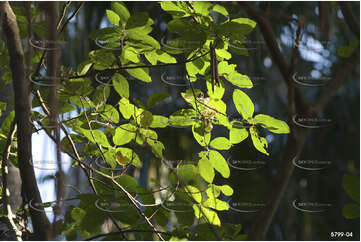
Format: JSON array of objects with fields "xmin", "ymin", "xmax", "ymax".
[{"xmin": 330, "ymin": 232, "xmax": 353, "ymax": 238}]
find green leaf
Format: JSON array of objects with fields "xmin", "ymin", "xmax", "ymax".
[
  {"xmin": 126, "ymin": 12, "xmax": 149, "ymax": 30},
  {"xmin": 343, "ymin": 204, "xmax": 360, "ymax": 219},
  {"xmin": 207, "ymin": 79, "xmax": 225, "ymax": 99},
  {"xmin": 121, "ymin": 47, "xmax": 140, "ymax": 63},
  {"xmin": 193, "ymin": 1, "xmax": 212, "ymax": 16},
  {"xmin": 192, "ymin": 121, "xmax": 211, "ymax": 147},
  {"xmin": 184, "ymin": 185, "xmax": 202, "ymax": 203},
  {"xmin": 343, "ymin": 175, "xmax": 360, "ymax": 203},
  {"xmin": 0, "ymin": 101, "xmax": 6, "ymax": 111},
  {"xmin": 82, "ymin": 129, "xmax": 111, "ymax": 147},
  {"xmin": 126, "ymin": 31, "xmax": 160, "ymax": 49},
  {"xmin": 71, "ymin": 207, "xmax": 86, "ymax": 222},
  {"xmin": 253, "ymin": 114, "xmax": 290, "ymax": 134},
  {"xmin": 89, "ymin": 27, "xmax": 122, "ymax": 41},
  {"xmin": 116, "ymin": 174, "xmax": 139, "ymax": 192},
  {"xmin": 150, "ymin": 115, "xmax": 168, "ymax": 128},
  {"xmin": 209, "ymin": 150, "xmax": 230, "ymax": 178},
  {"xmin": 221, "ymin": 185, "xmax": 233, "ymax": 196},
  {"xmin": 210, "ymin": 137, "xmax": 231, "ymax": 150},
  {"xmin": 126, "ymin": 67, "xmax": 151, "ymax": 83},
  {"xmin": 226, "ymin": 72, "xmax": 253, "ymax": 89},
  {"xmin": 229, "ymin": 126, "xmax": 248, "ymax": 144},
  {"xmin": 116, "ymin": 147, "xmax": 141, "ymax": 167},
  {"xmin": 118, "ymin": 98, "xmax": 136, "ymax": 119},
  {"xmin": 167, "ymin": 19, "xmax": 192, "ymax": 34},
  {"xmin": 212, "ymin": 4, "xmax": 229, "ymax": 16},
  {"xmin": 139, "ymin": 110, "xmax": 153, "ymax": 128},
  {"xmin": 219, "ymin": 18, "xmax": 256, "ymax": 37},
  {"xmin": 177, "ymin": 164, "xmax": 198, "ymax": 183},
  {"xmin": 169, "ymin": 109, "xmax": 197, "ymax": 127},
  {"xmin": 215, "ymin": 48, "xmax": 231, "ymax": 60},
  {"xmin": 203, "ymin": 197, "xmax": 229, "ymax": 211},
  {"xmin": 249, "ymin": 126, "xmax": 269, "ymax": 155},
  {"xmin": 198, "ymin": 157, "xmax": 215, "ymax": 183},
  {"xmin": 111, "ymin": 2, "xmax": 130, "ymax": 25},
  {"xmin": 160, "ymin": 2, "xmax": 188, "ymax": 17},
  {"xmin": 112, "ymin": 73, "xmax": 129, "ymax": 98},
  {"xmin": 77, "ymin": 60, "xmax": 93, "ymax": 76},
  {"xmin": 147, "ymin": 139, "xmax": 164, "ymax": 158},
  {"xmin": 99, "ymin": 104, "xmax": 120, "ymax": 123},
  {"xmin": 113, "ymin": 123, "xmax": 136, "ymax": 145},
  {"xmin": 218, "ymin": 61, "xmax": 236, "ymax": 75},
  {"xmin": 89, "ymin": 50, "xmax": 116, "ymax": 70},
  {"xmin": 200, "ymin": 205, "xmax": 221, "ymax": 226},
  {"xmin": 147, "ymin": 92, "xmax": 170, "ymax": 109},
  {"xmin": 233, "ymin": 89, "xmax": 254, "ymax": 119},
  {"xmin": 106, "ymin": 10, "xmax": 120, "ymax": 26}
]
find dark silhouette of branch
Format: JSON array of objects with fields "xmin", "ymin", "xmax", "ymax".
[
  {"xmin": 339, "ymin": 2, "xmax": 360, "ymax": 37},
  {"xmin": 0, "ymin": 2, "xmax": 51, "ymax": 240},
  {"xmin": 311, "ymin": 51, "xmax": 359, "ymax": 114},
  {"xmin": 238, "ymin": 2, "xmax": 309, "ymax": 115},
  {"xmin": 238, "ymin": 2, "xmax": 360, "ymax": 240}
]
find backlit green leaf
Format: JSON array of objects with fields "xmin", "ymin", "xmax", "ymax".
[
  {"xmin": 209, "ymin": 150, "xmax": 230, "ymax": 178},
  {"xmin": 210, "ymin": 137, "xmax": 231, "ymax": 150},
  {"xmin": 112, "ymin": 73, "xmax": 129, "ymax": 98},
  {"xmin": 106, "ymin": 10, "xmax": 120, "ymax": 26},
  {"xmin": 253, "ymin": 114, "xmax": 290, "ymax": 134},
  {"xmin": 249, "ymin": 126, "xmax": 269, "ymax": 155},
  {"xmin": 126, "ymin": 67, "xmax": 152, "ymax": 83},
  {"xmin": 198, "ymin": 157, "xmax": 215, "ymax": 183},
  {"xmin": 233, "ymin": 89, "xmax": 254, "ymax": 119},
  {"xmin": 113, "ymin": 123, "xmax": 136, "ymax": 145},
  {"xmin": 111, "ymin": 2, "xmax": 130, "ymax": 25}
]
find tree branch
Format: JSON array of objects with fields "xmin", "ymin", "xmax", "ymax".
[
  {"xmin": 339, "ymin": 2, "xmax": 360, "ymax": 37},
  {"xmin": 1, "ymin": 121, "xmax": 22, "ymax": 241},
  {"xmin": 0, "ymin": 1, "xmax": 51, "ymax": 240},
  {"xmin": 311, "ymin": 51, "xmax": 359, "ymax": 114},
  {"xmin": 239, "ymin": 2, "xmax": 309, "ymax": 115}
]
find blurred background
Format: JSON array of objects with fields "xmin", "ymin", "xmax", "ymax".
[{"xmin": 0, "ymin": 1, "xmax": 359, "ymax": 240}]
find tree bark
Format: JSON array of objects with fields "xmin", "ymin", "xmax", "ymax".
[{"xmin": 0, "ymin": 2, "xmax": 51, "ymax": 240}]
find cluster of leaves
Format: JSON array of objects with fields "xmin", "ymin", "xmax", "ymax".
[{"xmin": 0, "ymin": 1, "xmax": 291, "ymax": 240}]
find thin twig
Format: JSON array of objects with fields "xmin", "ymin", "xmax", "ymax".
[{"xmin": 1, "ymin": 121, "xmax": 22, "ymax": 241}]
